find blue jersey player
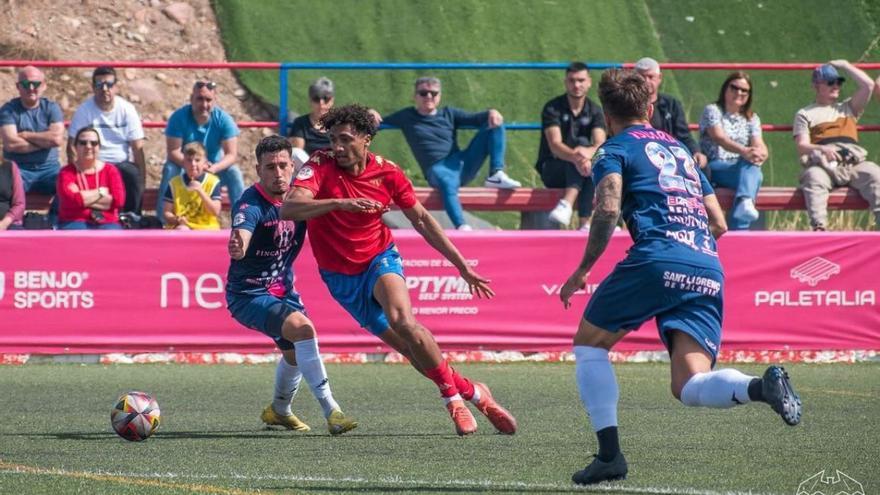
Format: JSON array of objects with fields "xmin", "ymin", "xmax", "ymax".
[
  {"xmin": 226, "ymin": 135, "xmax": 357, "ymax": 436},
  {"xmin": 559, "ymin": 70, "xmax": 802, "ymax": 485}
]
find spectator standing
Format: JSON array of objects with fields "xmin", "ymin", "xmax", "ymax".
[
  {"xmin": 372, "ymin": 76, "xmax": 521, "ymax": 230},
  {"xmin": 0, "ymin": 66, "xmax": 65, "ymax": 194},
  {"xmin": 158, "ymin": 80, "xmax": 243, "ymax": 222},
  {"xmin": 795, "ymin": 61, "xmax": 879, "ymax": 230},
  {"xmin": 634, "ymin": 57, "xmax": 707, "ymax": 168},
  {"xmin": 537, "ymin": 62, "xmax": 607, "ymax": 229},
  {"xmin": 699, "ymin": 71, "xmax": 768, "ymax": 230},
  {"xmin": 162, "ymin": 142, "xmax": 222, "ymax": 230},
  {"xmin": 0, "ymin": 159, "xmax": 25, "ymax": 230},
  {"xmin": 56, "ymin": 127, "xmax": 125, "ymax": 230},
  {"xmin": 67, "ymin": 66, "xmax": 146, "ymax": 215},
  {"xmin": 287, "ymin": 77, "xmax": 334, "ymax": 166}
]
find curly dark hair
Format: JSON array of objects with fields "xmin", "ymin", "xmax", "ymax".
[
  {"xmin": 319, "ymin": 103, "xmax": 378, "ymax": 138},
  {"xmin": 254, "ymin": 134, "xmax": 293, "ymax": 163}
]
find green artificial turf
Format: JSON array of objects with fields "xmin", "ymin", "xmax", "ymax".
[{"xmin": 1, "ymin": 362, "xmax": 877, "ymax": 494}]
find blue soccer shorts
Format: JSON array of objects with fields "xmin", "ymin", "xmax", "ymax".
[
  {"xmin": 319, "ymin": 245, "xmax": 404, "ymax": 336},
  {"xmin": 584, "ymin": 258, "xmax": 724, "ymax": 363},
  {"xmin": 226, "ymin": 292, "xmax": 306, "ymax": 351}
]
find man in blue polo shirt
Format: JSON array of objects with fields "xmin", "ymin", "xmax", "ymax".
[
  {"xmin": 158, "ymin": 80, "xmax": 244, "ymax": 222},
  {"xmin": 371, "ymin": 76, "xmax": 521, "ymax": 230},
  {"xmin": 0, "ymin": 66, "xmax": 65, "ymax": 194}
]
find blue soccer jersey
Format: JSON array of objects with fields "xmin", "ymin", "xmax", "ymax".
[
  {"xmin": 591, "ymin": 124, "xmax": 720, "ymax": 269},
  {"xmin": 226, "ymin": 184, "xmax": 306, "ymax": 298},
  {"xmin": 586, "ymin": 124, "xmax": 725, "ymax": 360}
]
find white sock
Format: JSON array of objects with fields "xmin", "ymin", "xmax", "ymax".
[
  {"xmin": 272, "ymin": 357, "xmax": 302, "ymax": 416},
  {"xmin": 294, "ymin": 338, "xmax": 340, "ymax": 417},
  {"xmin": 680, "ymin": 368, "xmax": 754, "ymax": 408},
  {"xmin": 574, "ymin": 346, "xmax": 619, "ymax": 431},
  {"xmin": 272, "ymin": 356, "xmax": 302, "ymax": 416}
]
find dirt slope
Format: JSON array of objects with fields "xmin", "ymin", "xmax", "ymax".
[{"xmin": 0, "ymin": 0, "xmax": 272, "ymax": 189}]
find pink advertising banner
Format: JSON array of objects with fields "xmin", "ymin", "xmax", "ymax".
[{"xmin": 0, "ymin": 231, "xmax": 877, "ymax": 354}]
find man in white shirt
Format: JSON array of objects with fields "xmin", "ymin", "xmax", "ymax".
[{"xmin": 67, "ymin": 66, "xmax": 146, "ymax": 214}]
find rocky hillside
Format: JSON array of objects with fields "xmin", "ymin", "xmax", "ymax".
[{"xmin": 0, "ymin": 0, "xmax": 273, "ymax": 189}]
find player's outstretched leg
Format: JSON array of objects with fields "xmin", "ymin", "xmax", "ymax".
[
  {"xmin": 375, "ymin": 275, "xmax": 476, "ymax": 436},
  {"xmin": 261, "ymin": 355, "xmax": 311, "ymax": 431},
  {"xmin": 672, "ymin": 332, "xmax": 802, "ymax": 426}
]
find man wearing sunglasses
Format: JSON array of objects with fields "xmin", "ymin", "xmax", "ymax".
[
  {"xmin": 67, "ymin": 66, "xmax": 146, "ymax": 215},
  {"xmin": 793, "ymin": 60, "xmax": 880, "ymax": 230},
  {"xmin": 371, "ymin": 76, "xmax": 521, "ymax": 231},
  {"xmin": 0, "ymin": 66, "xmax": 65, "ymax": 195},
  {"xmin": 159, "ymin": 79, "xmax": 243, "ymax": 223}
]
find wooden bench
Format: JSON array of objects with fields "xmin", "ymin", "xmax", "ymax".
[
  {"xmin": 24, "ymin": 187, "xmax": 566, "ymax": 212},
  {"xmin": 24, "ymin": 186, "xmax": 869, "ymax": 228}
]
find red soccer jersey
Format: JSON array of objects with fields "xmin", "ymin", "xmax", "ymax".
[{"xmin": 294, "ymin": 150, "xmax": 417, "ymax": 274}]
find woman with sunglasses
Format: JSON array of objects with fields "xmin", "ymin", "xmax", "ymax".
[
  {"xmin": 699, "ymin": 71, "xmax": 768, "ymax": 230},
  {"xmin": 286, "ymin": 77, "xmax": 334, "ymax": 166},
  {"xmin": 56, "ymin": 127, "xmax": 125, "ymax": 229}
]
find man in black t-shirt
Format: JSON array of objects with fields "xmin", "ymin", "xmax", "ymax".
[{"xmin": 536, "ymin": 62, "xmax": 606, "ymax": 229}]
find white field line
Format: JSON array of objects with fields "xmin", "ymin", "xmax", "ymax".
[{"xmin": 0, "ymin": 466, "xmax": 783, "ymax": 495}]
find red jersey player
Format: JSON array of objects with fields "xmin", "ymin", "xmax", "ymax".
[{"xmin": 282, "ymin": 104, "xmax": 516, "ymax": 436}]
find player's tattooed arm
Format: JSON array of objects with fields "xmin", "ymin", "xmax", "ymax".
[
  {"xmin": 580, "ymin": 174, "xmax": 622, "ymax": 270},
  {"xmin": 228, "ymin": 228, "xmax": 252, "ymax": 260},
  {"xmin": 560, "ymin": 173, "xmax": 621, "ymax": 308},
  {"xmin": 281, "ymin": 187, "xmax": 383, "ymax": 220},
  {"xmin": 703, "ymin": 193, "xmax": 728, "ymax": 239}
]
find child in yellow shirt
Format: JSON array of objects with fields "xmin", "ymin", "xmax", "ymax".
[{"xmin": 163, "ymin": 142, "xmax": 222, "ymax": 230}]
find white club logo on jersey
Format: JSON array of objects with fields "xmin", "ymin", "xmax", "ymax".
[
  {"xmin": 296, "ymin": 165, "xmax": 314, "ymax": 180},
  {"xmin": 233, "ymin": 213, "xmax": 247, "ymax": 227}
]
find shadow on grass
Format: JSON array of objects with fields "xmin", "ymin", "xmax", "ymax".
[
  {"xmin": 3, "ymin": 430, "xmax": 456, "ymax": 441},
  {"xmin": 252, "ymin": 483, "xmax": 580, "ymax": 493}
]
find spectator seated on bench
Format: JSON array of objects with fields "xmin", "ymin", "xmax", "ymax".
[
  {"xmin": 0, "ymin": 159, "xmax": 24, "ymax": 230},
  {"xmin": 794, "ymin": 61, "xmax": 880, "ymax": 231},
  {"xmin": 56, "ymin": 127, "xmax": 125, "ymax": 230},
  {"xmin": 699, "ymin": 71, "xmax": 768, "ymax": 231}
]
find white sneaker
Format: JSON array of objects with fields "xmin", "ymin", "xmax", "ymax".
[
  {"xmin": 483, "ymin": 170, "xmax": 521, "ymax": 189},
  {"xmin": 457, "ymin": 224, "xmax": 474, "ymax": 231},
  {"xmin": 548, "ymin": 199, "xmax": 573, "ymax": 225},
  {"xmin": 734, "ymin": 198, "xmax": 759, "ymax": 223},
  {"xmin": 578, "ymin": 224, "xmax": 590, "ymax": 232}
]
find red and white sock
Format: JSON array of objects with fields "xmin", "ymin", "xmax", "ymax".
[{"xmin": 425, "ymin": 360, "xmax": 462, "ymax": 404}]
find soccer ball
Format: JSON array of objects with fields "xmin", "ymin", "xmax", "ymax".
[{"xmin": 111, "ymin": 391, "xmax": 161, "ymax": 442}]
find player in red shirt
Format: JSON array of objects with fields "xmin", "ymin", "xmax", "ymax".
[{"xmin": 282, "ymin": 104, "xmax": 516, "ymax": 436}]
